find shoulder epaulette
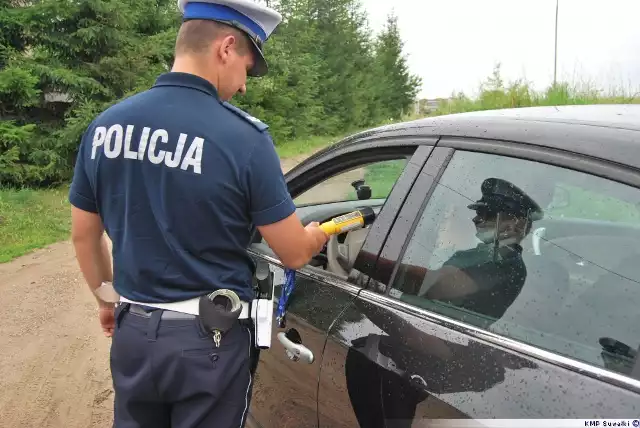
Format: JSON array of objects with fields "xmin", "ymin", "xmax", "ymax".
[{"xmin": 222, "ymin": 102, "xmax": 269, "ymax": 132}]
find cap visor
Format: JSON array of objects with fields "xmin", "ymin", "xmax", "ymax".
[
  {"xmin": 247, "ymin": 38, "xmax": 268, "ymax": 77},
  {"xmin": 467, "ymin": 202, "xmax": 485, "ymax": 210}
]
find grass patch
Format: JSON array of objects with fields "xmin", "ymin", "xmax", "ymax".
[
  {"xmin": 363, "ymin": 159, "xmax": 408, "ymax": 198},
  {"xmin": 344, "ymin": 158, "xmax": 409, "ymax": 201},
  {"xmin": 0, "ymin": 186, "xmax": 71, "ymax": 263},
  {"xmin": 274, "ymin": 125, "xmax": 387, "ymax": 159},
  {"xmin": 276, "ymin": 134, "xmax": 342, "ymax": 158}
]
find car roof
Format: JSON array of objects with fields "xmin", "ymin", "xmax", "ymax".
[
  {"xmin": 418, "ymin": 104, "xmax": 640, "ymax": 130},
  {"xmin": 323, "ymin": 104, "xmax": 640, "ymax": 170}
]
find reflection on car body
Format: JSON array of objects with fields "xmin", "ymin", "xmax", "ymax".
[{"xmin": 246, "ymin": 105, "xmax": 640, "ymax": 428}]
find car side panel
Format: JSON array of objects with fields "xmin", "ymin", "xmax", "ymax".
[
  {"xmin": 247, "ymin": 259, "xmax": 355, "ymax": 428},
  {"xmin": 321, "ymin": 290, "xmax": 639, "ymax": 427},
  {"xmin": 314, "ymin": 286, "xmax": 364, "ymax": 428}
]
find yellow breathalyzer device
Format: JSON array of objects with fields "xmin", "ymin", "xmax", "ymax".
[{"xmin": 319, "ymin": 207, "xmax": 376, "ymax": 236}]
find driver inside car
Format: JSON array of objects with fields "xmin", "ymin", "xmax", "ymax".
[
  {"xmin": 343, "ymin": 179, "xmax": 546, "ymax": 428},
  {"xmin": 404, "ymin": 177, "xmax": 545, "ymax": 320}
]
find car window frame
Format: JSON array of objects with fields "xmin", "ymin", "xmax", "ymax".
[{"xmin": 368, "ymin": 136, "xmax": 640, "ymax": 392}]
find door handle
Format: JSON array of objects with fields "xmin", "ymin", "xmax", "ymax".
[{"xmin": 277, "ymin": 332, "xmax": 315, "ymax": 364}]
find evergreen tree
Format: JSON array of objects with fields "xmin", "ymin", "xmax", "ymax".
[
  {"xmin": 0, "ymin": 1, "xmax": 41, "ymax": 185},
  {"xmin": 0, "ymin": 0, "xmax": 178, "ymax": 186},
  {"xmin": 374, "ymin": 12, "xmax": 421, "ymax": 119},
  {"xmin": 340, "ymin": 1, "xmax": 381, "ymax": 129},
  {"xmin": 0, "ymin": 0, "xmax": 422, "ymax": 187},
  {"xmin": 310, "ymin": 0, "xmax": 377, "ymax": 132},
  {"xmin": 32, "ymin": 0, "xmax": 179, "ymax": 171},
  {"xmin": 234, "ymin": 0, "xmax": 324, "ymax": 142}
]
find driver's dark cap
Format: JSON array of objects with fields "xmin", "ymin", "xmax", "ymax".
[
  {"xmin": 468, "ymin": 178, "xmax": 544, "ymax": 221},
  {"xmin": 178, "ymin": 0, "xmax": 283, "ymax": 77}
]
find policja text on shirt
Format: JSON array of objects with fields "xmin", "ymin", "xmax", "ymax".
[{"xmin": 89, "ymin": 124, "xmax": 204, "ymax": 174}]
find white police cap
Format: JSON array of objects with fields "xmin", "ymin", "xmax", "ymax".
[{"xmin": 177, "ymin": 0, "xmax": 283, "ymax": 77}]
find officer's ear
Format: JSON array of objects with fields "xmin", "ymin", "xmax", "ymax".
[{"xmin": 217, "ymin": 34, "xmax": 237, "ymax": 63}]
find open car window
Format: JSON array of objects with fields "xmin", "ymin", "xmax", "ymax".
[
  {"xmin": 293, "ymin": 158, "xmax": 409, "ymax": 207},
  {"xmin": 251, "ymin": 149, "xmax": 416, "ymax": 283}
]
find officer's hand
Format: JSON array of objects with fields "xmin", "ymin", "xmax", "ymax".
[
  {"xmin": 257, "ymin": 213, "xmax": 329, "ymax": 270},
  {"xmin": 98, "ymin": 303, "xmax": 116, "ymax": 337},
  {"xmin": 305, "ymin": 221, "xmax": 329, "ymax": 254}
]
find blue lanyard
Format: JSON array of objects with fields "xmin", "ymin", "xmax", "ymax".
[{"xmin": 276, "ymin": 268, "xmax": 296, "ymax": 328}]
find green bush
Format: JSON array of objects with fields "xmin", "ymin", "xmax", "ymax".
[
  {"xmin": 434, "ymin": 63, "xmax": 639, "ymax": 116},
  {"xmin": 0, "ymin": 0, "xmax": 420, "ymax": 188}
]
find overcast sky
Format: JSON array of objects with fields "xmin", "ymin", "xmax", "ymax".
[{"xmin": 360, "ymin": 0, "xmax": 640, "ymax": 99}]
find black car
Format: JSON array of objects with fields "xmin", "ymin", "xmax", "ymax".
[{"xmin": 245, "ymin": 105, "xmax": 640, "ymax": 428}]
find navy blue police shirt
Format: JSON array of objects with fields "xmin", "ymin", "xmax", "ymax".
[{"xmin": 68, "ymin": 72, "xmax": 296, "ymax": 303}]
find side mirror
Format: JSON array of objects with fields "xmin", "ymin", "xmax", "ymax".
[{"xmin": 351, "ymin": 179, "xmax": 371, "ymax": 200}]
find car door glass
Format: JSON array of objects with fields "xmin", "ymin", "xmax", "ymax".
[
  {"xmin": 293, "ymin": 158, "xmax": 408, "ymax": 206},
  {"xmin": 389, "ymin": 150, "xmax": 640, "ymax": 378}
]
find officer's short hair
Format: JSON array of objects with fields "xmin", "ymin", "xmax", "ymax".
[{"xmin": 175, "ymin": 19, "xmax": 251, "ymax": 57}]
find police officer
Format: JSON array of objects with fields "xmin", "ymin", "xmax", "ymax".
[{"xmin": 68, "ymin": 0, "xmax": 328, "ymax": 426}]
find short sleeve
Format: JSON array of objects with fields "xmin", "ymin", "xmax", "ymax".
[
  {"xmin": 245, "ymin": 134, "xmax": 296, "ymax": 226},
  {"xmin": 68, "ymin": 134, "xmax": 98, "ymax": 213}
]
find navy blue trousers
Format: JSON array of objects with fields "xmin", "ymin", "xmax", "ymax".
[{"xmin": 110, "ymin": 303, "xmax": 259, "ymax": 428}]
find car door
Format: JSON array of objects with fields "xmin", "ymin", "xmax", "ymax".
[
  {"xmin": 319, "ymin": 141, "xmax": 640, "ymax": 427},
  {"xmin": 245, "ymin": 140, "xmax": 435, "ymax": 428}
]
